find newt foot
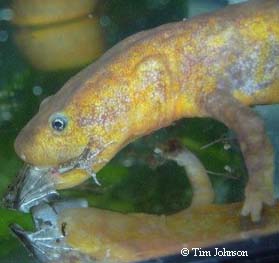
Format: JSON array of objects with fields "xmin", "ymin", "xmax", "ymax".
[{"xmin": 241, "ymin": 188, "xmax": 275, "ymax": 222}]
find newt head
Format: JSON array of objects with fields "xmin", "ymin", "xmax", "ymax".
[
  {"xmin": 14, "ymin": 95, "xmax": 90, "ymax": 189},
  {"xmin": 6, "ymin": 68, "xmax": 132, "ymax": 212},
  {"xmin": 13, "ymin": 75, "xmax": 124, "ymax": 191}
]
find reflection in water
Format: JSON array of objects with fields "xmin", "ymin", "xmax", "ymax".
[{"xmin": 11, "ymin": 0, "xmax": 105, "ymax": 71}]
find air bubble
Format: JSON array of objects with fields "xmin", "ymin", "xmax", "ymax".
[
  {"xmin": 1, "ymin": 111, "xmax": 12, "ymax": 121},
  {"xmin": 122, "ymin": 158, "xmax": 134, "ymax": 167},
  {"xmin": 224, "ymin": 165, "xmax": 232, "ymax": 173},
  {"xmin": 0, "ymin": 8, "xmax": 13, "ymax": 21},
  {"xmin": 0, "ymin": 30, "xmax": 8, "ymax": 42},
  {"xmin": 100, "ymin": 16, "xmax": 111, "ymax": 27},
  {"xmin": 223, "ymin": 143, "xmax": 231, "ymax": 150},
  {"xmin": 33, "ymin": 85, "xmax": 43, "ymax": 96},
  {"xmin": 154, "ymin": 148, "xmax": 163, "ymax": 154}
]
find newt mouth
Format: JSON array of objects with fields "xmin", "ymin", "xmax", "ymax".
[
  {"xmin": 3, "ymin": 158, "xmax": 86, "ymax": 213},
  {"xmin": 3, "ymin": 142, "xmax": 113, "ymax": 213}
]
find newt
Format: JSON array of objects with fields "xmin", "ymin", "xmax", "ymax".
[
  {"xmin": 13, "ymin": 0, "xmax": 279, "ymax": 222},
  {"xmin": 9, "ymin": 141, "xmax": 216, "ymax": 262},
  {"xmin": 9, "ymin": 141, "xmax": 279, "ymax": 262}
]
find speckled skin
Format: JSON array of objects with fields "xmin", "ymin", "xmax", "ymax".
[
  {"xmin": 58, "ymin": 203, "xmax": 279, "ymax": 262},
  {"xmin": 15, "ymin": 0, "xmax": 279, "ymax": 221}
]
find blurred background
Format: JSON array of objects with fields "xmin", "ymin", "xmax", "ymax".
[{"xmin": 0, "ymin": 0, "xmax": 278, "ymax": 262}]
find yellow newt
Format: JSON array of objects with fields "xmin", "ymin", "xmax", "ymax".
[
  {"xmin": 14, "ymin": 0, "xmax": 279, "ymax": 222},
  {"xmin": 10, "ymin": 142, "xmax": 279, "ymax": 262}
]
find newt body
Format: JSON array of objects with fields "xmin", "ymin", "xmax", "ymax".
[{"xmin": 14, "ymin": 0, "xmax": 279, "ymax": 221}]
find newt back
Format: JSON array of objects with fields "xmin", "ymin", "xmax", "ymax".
[{"xmin": 62, "ymin": 0, "xmax": 279, "ymax": 130}]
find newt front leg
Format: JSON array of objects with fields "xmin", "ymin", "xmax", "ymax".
[{"xmin": 201, "ymin": 90, "xmax": 275, "ymax": 222}]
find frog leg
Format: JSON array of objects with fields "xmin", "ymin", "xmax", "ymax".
[
  {"xmin": 201, "ymin": 90, "xmax": 275, "ymax": 222},
  {"xmin": 3, "ymin": 164, "xmax": 59, "ymax": 213},
  {"xmin": 156, "ymin": 141, "xmax": 215, "ymax": 207},
  {"xmin": 10, "ymin": 200, "xmax": 92, "ymax": 263},
  {"xmin": 74, "ymin": 140, "xmax": 115, "ymax": 186}
]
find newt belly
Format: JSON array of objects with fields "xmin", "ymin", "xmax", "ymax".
[{"xmin": 12, "ymin": 0, "xmax": 279, "ymax": 222}]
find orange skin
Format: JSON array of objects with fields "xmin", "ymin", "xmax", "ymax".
[
  {"xmin": 14, "ymin": 0, "xmax": 279, "ymax": 221},
  {"xmin": 58, "ymin": 203, "xmax": 279, "ymax": 262}
]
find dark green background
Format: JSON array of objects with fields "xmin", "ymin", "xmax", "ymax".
[{"xmin": 1, "ymin": 0, "xmax": 277, "ymax": 262}]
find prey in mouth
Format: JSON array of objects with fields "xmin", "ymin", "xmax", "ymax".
[
  {"xmin": 7, "ymin": 83, "xmax": 122, "ymax": 213},
  {"xmin": 4, "ymin": 142, "xmax": 113, "ymax": 213}
]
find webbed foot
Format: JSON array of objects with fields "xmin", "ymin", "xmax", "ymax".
[
  {"xmin": 10, "ymin": 199, "xmax": 93, "ymax": 263},
  {"xmin": 3, "ymin": 164, "xmax": 59, "ymax": 213}
]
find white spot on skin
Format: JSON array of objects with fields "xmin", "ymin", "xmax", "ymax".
[
  {"xmin": 140, "ymin": 66, "xmax": 162, "ymax": 89},
  {"xmin": 189, "ymin": 25, "xmax": 279, "ymax": 95},
  {"xmin": 225, "ymin": 45, "xmax": 265, "ymax": 94},
  {"xmin": 217, "ymin": 36, "xmax": 279, "ymax": 95},
  {"xmin": 79, "ymin": 89, "xmax": 131, "ymax": 132},
  {"xmin": 137, "ymin": 59, "xmax": 167, "ymax": 106},
  {"xmin": 20, "ymin": 153, "xmax": 26, "ymax": 161}
]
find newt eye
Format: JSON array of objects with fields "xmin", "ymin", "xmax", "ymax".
[{"xmin": 50, "ymin": 113, "xmax": 68, "ymax": 132}]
